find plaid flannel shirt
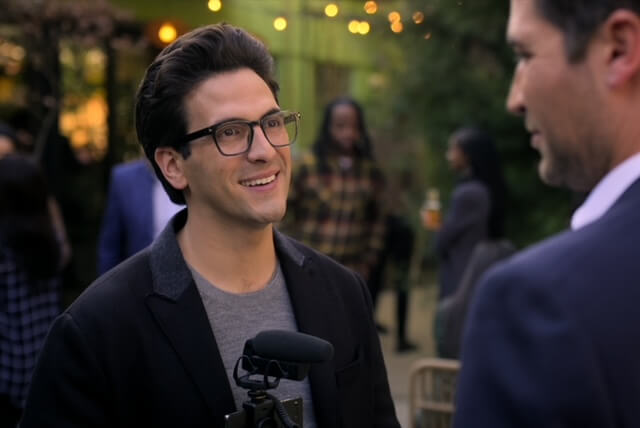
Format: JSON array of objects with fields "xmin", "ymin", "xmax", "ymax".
[
  {"xmin": 0, "ymin": 247, "xmax": 61, "ymax": 408},
  {"xmin": 283, "ymin": 153, "xmax": 386, "ymax": 281}
]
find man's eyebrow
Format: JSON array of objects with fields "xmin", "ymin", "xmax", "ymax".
[
  {"xmin": 507, "ymin": 37, "xmax": 527, "ymax": 51},
  {"xmin": 215, "ymin": 108, "xmax": 282, "ymax": 125},
  {"xmin": 261, "ymin": 108, "xmax": 282, "ymax": 118}
]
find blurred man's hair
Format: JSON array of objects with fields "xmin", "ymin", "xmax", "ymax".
[{"xmin": 536, "ymin": 0, "xmax": 640, "ymax": 62}]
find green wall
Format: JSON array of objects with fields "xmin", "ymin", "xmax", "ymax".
[{"xmin": 109, "ymin": 0, "xmax": 403, "ymax": 147}]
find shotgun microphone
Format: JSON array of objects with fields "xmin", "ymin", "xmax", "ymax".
[{"xmin": 248, "ymin": 330, "xmax": 334, "ymax": 363}]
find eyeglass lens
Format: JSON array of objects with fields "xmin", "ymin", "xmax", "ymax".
[{"xmin": 214, "ymin": 112, "xmax": 298, "ymax": 155}]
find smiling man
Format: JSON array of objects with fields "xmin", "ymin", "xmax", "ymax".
[
  {"xmin": 20, "ymin": 24, "xmax": 399, "ymax": 428},
  {"xmin": 453, "ymin": 1, "xmax": 640, "ymax": 427}
]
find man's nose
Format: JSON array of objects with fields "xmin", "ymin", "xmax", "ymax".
[
  {"xmin": 247, "ymin": 125, "xmax": 277, "ymax": 161},
  {"xmin": 506, "ymin": 72, "xmax": 525, "ymax": 116}
]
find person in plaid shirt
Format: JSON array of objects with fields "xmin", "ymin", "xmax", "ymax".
[
  {"xmin": 285, "ymin": 97, "xmax": 387, "ymax": 285},
  {"xmin": 0, "ymin": 155, "xmax": 62, "ymax": 427}
]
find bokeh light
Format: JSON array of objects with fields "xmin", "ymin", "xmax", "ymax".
[
  {"xmin": 325, "ymin": 3, "xmax": 339, "ymax": 17},
  {"xmin": 412, "ymin": 11, "xmax": 425, "ymax": 24},
  {"xmin": 391, "ymin": 21, "xmax": 404, "ymax": 33},
  {"xmin": 358, "ymin": 21, "xmax": 370, "ymax": 35},
  {"xmin": 364, "ymin": 1, "xmax": 378, "ymax": 14},
  {"xmin": 388, "ymin": 11, "xmax": 401, "ymax": 23},
  {"xmin": 348, "ymin": 20, "xmax": 360, "ymax": 34},
  {"xmin": 158, "ymin": 23, "xmax": 177, "ymax": 44},
  {"xmin": 274, "ymin": 17, "xmax": 288, "ymax": 31},
  {"xmin": 208, "ymin": 0, "xmax": 222, "ymax": 12}
]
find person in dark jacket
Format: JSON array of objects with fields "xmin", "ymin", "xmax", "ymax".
[
  {"xmin": 21, "ymin": 24, "xmax": 399, "ymax": 428},
  {"xmin": 424, "ymin": 127, "xmax": 507, "ymax": 299},
  {"xmin": 455, "ymin": 1, "xmax": 640, "ymax": 426},
  {"xmin": 0, "ymin": 155, "xmax": 62, "ymax": 427}
]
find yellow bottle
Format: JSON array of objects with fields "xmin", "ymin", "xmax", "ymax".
[{"xmin": 422, "ymin": 188, "xmax": 441, "ymax": 229}]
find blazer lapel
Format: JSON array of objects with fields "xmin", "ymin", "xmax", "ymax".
[
  {"xmin": 145, "ymin": 287, "xmax": 235, "ymax": 423},
  {"xmin": 276, "ymin": 231, "xmax": 340, "ymax": 428},
  {"xmin": 144, "ymin": 212, "xmax": 236, "ymax": 423}
]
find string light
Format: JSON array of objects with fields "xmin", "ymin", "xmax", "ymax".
[
  {"xmin": 325, "ymin": 3, "xmax": 339, "ymax": 17},
  {"xmin": 358, "ymin": 21, "xmax": 370, "ymax": 35},
  {"xmin": 388, "ymin": 11, "xmax": 401, "ymax": 23},
  {"xmin": 364, "ymin": 1, "xmax": 378, "ymax": 14},
  {"xmin": 274, "ymin": 17, "xmax": 288, "ymax": 31},
  {"xmin": 391, "ymin": 21, "xmax": 404, "ymax": 33},
  {"xmin": 158, "ymin": 23, "xmax": 178, "ymax": 44},
  {"xmin": 348, "ymin": 20, "xmax": 360, "ymax": 34},
  {"xmin": 207, "ymin": 0, "xmax": 222, "ymax": 12}
]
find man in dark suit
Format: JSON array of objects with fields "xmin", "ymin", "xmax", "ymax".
[
  {"xmin": 21, "ymin": 24, "xmax": 399, "ymax": 428},
  {"xmin": 97, "ymin": 158, "xmax": 181, "ymax": 274},
  {"xmin": 453, "ymin": 1, "xmax": 640, "ymax": 427}
]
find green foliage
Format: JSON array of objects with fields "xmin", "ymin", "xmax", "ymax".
[{"xmin": 370, "ymin": 0, "xmax": 575, "ymax": 247}]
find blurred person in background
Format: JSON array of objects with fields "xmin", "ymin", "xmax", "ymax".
[
  {"xmin": 97, "ymin": 157, "xmax": 182, "ymax": 274},
  {"xmin": 284, "ymin": 96, "xmax": 387, "ymax": 327},
  {"xmin": 455, "ymin": 0, "xmax": 640, "ymax": 426},
  {"xmin": 369, "ymin": 171, "xmax": 419, "ymax": 352},
  {"xmin": 0, "ymin": 123, "xmax": 71, "ymax": 268},
  {"xmin": 423, "ymin": 127, "xmax": 507, "ymax": 300},
  {"xmin": 0, "ymin": 155, "xmax": 63, "ymax": 427}
]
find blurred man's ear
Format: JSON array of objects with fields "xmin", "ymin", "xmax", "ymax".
[
  {"xmin": 602, "ymin": 10, "xmax": 640, "ymax": 87},
  {"xmin": 154, "ymin": 147, "xmax": 188, "ymax": 191}
]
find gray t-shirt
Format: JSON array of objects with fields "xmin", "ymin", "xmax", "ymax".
[{"xmin": 190, "ymin": 263, "xmax": 317, "ymax": 428}]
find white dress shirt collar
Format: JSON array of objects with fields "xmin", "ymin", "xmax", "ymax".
[{"xmin": 571, "ymin": 151, "xmax": 640, "ymax": 230}]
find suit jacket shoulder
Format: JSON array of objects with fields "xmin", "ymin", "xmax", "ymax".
[{"xmin": 454, "ymin": 178, "xmax": 640, "ymax": 428}]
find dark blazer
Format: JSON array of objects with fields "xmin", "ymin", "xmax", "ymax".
[
  {"xmin": 453, "ymin": 178, "xmax": 640, "ymax": 428},
  {"xmin": 97, "ymin": 159, "xmax": 156, "ymax": 275},
  {"xmin": 22, "ymin": 211, "xmax": 399, "ymax": 428},
  {"xmin": 435, "ymin": 179, "xmax": 490, "ymax": 299}
]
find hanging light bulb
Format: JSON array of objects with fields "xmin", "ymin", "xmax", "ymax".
[
  {"xmin": 358, "ymin": 21, "xmax": 370, "ymax": 35},
  {"xmin": 364, "ymin": 1, "xmax": 378, "ymax": 14},
  {"xmin": 158, "ymin": 23, "xmax": 178, "ymax": 44},
  {"xmin": 274, "ymin": 17, "xmax": 288, "ymax": 31},
  {"xmin": 325, "ymin": 3, "xmax": 339, "ymax": 17},
  {"xmin": 390, "ymin": 21, "xmax": 404, "ymax": 33},
  {"xmin": 348, "ymin": 20, "xmax": 360, "ymax": 34},
  {"xmin": 207, "ymin": 0, "xmax": 222, "ymax": 12}
]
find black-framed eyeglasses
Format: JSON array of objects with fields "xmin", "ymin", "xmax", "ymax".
[{"xmin": 180, "ymin": 110, "xmax": 301, "ymax": 156}]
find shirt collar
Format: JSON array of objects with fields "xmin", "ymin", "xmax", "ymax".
[{"xmin": 571, "ymin": 151, "xmax": 640, "ymax": 230}]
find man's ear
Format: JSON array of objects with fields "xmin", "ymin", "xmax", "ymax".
[
  {"xmin": 154, "ymin": 147, "xmax": 188, "ymax": 191},
  {"xmin": 603, "ymin": 10, "xmax": 640, "ymax": 87}
]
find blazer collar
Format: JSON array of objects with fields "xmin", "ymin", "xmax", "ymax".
[
  {"xmin": 148, "ymin": 210, "xmax": 308, "ymax": 301},
  {"xmin": 148, "ymin": 209, "xmax": 191, "ymax": 300}
]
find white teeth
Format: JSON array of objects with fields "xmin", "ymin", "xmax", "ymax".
[{"xmin": 241, "ymin": 174, "xmax": 276, "ymax": 187}]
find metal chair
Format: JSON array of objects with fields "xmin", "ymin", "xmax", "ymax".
[{"xmin": 408, "ymin": 358, "xmax": 461, "ymax": 428}]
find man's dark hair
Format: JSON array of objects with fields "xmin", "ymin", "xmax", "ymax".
[
  {"xmin": 312, "ymin": 96, "xmax": 374, "ymax": 173},
  {"xmin": 535, "ymin": 0, "xmax": 640, "ymax": 62},
  {"xmin": 135, "ymin": 24, "xmax": 279, "ymax": 204}
]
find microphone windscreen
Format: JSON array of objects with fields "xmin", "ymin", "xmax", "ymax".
[{"xmin": 251, "ymin": 330, "xmax": 334, "ymax": 363}]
